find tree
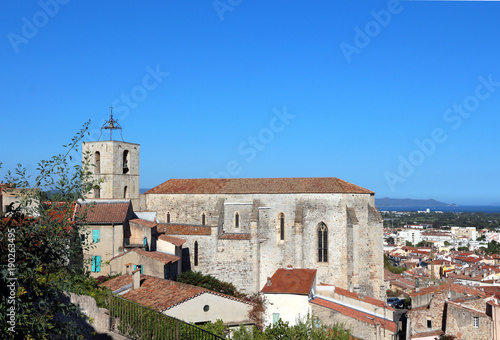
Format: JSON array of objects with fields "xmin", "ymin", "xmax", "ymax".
[
  {"xmin": 405, "ymin": 241, "xmax": 414, "ymax": 247},
  {"xmin": 386, "ymin": 236, "xmax": 395, "ymax": 245},
  {"xmin": 0, "ymin": 122, "xmax": 101, "ymax": 339},
  {"xmin": 444, "ymin": 241, "xmax": 451, "ymax": 246}
]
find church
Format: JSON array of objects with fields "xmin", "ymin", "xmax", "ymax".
[{"xmin": 80, "ymin": 113, "xmax": 385, "ymax": 300}]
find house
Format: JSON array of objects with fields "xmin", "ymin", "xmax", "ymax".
[
  {"xmin": 101, "ymin": 271, "xmax": 257, "ymax": 326},
  {"xmin": 260, "ymin": 268, "xmax": 316, "ymax": 326}
]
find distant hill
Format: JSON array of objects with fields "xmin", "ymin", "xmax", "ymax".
[{"xmin": 375, "ymin": 197, "xmax": 451, "ymax": 207}]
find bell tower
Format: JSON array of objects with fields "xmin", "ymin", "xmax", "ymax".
[{"xmin": 82, "ymin": 107, "xmax": 140, "ymax": 209}]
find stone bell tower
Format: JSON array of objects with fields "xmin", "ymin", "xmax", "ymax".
[{"xmin": 82, "ymin": 107, "xmax": 140, "ymax": 209}]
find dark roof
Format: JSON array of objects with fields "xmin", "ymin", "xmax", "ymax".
[
  {"xmin": 74, "ymin": 201, "xmax": 130, "ymax": 223},
  {"xmin": 101, "ymin": 274, "xmax": 255, "ymax": 311},
  {"xmin": 129, "ymin": 218, "xmax": 158, "ymax": 228},
  {"xmin": 310, "ymin": 297, "xmax": 396, "ymax": 333},
  {"xmin": 157, "ymin": 224, "xmax": 212, "ymax": 235},
  {"xmin": 261, "ymin": 268, "xmax": 316, "ymax": 295},
  {"xmin": 146, "ymin": 177, "xmax": 374, "ymax": 195}
]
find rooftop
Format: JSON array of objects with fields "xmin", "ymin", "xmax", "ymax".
[{"xmin": 261, "ymin": 268, "xmax": 316, "ymax": 295}]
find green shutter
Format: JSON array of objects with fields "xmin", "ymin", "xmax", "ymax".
[
  {"xmin": 272, "ymin": 313, "xmax": 280, "ymax": 324},
  {"xmin": 91, "ymin": 256, "xmax": 96, "ymax": 272},
  {"xmin": 95, "ymin": 256, "xmax": 101, "ymax": 272},
  {"xmin": 92, "ymin": 230, "xmax": 100, "ymax": 243}
]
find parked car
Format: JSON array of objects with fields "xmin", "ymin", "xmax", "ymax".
[
  {"xmin": 393, "ymin": 299, "xmax": 405, "ymax": 309},
  {"xmin": 386, "ymin": 297, "xmax": 399, "ymax": 307}
]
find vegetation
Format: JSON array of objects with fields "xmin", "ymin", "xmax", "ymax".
[
  {"xmin": 199, "ymin": 316, "xmax": 351, "ymax": 340},
  {"xmin": 0, "ymin": 122, "xmax": 109, "ymax": 339},
  {"xmin": 384, "ymin": 255, "xmax": 408, "ymax": 274},
  {"xmin": 382, "ymin": 211, "xmax": 500, "ymax": 230},
  {"xmin": 177, "ymin": 270, "xmax": 242, "ymax": 297}
]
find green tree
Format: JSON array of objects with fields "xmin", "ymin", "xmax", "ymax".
[
  {"xmin": 386, "ymin": 236, "xmax": 395, "ymax": 245},
  {"xmin": 0, "ymin": 122, "xmax": 101, "ymax": 339}
]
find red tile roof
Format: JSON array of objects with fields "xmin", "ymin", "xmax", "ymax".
[
  {"xmin": 101, "ymin": 274, "xmax": 255, "ymax": 311},
  {"xmin": 410, "ymin": 282, "xmax": 485, "ymax": 298},
  {"xmin": 157, "ymin": 234, "xmax": 186, "ymax": 246},
  {"xmin": 129, "ymin": 218, "xmax": 158, "ymax": 228},
  {"xmin": 261, "ymin": 268, "xmax": 316, "ymax": 295},
  {"xmin": 334, "ymin": 286, "xmax": 395, "ymax": 311},
  {"xmin": 219, "ymin": 233, "xmax": 251, "ymax": 240},
  {"xmin": 157, "ymin": 224, "xmax": 211, "ymax": 235},
  {"xmin": 110, "ymin": 248, "xmax": 180, "ymax": 264},
  {"xmin": 146, "ymin": 177, "xmax": 374, "ymax": 195},
  {"xmin": 310, "ymin": 297, "xmax": 396, "ymax": 333},
  {"xmin": 74, "ymin": 201, "xmax": 130, "ymax": 223}
]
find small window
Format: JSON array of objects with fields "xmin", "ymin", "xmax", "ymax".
[
  {"xmin": 202, "ymin": 213, "xmax": 206, "ymax": 226},
  {"xmin": 427, "ymin": 319, "xmax": 432, "ymax": 330},
  {"xmin": 91, "ymin": 256, "xmax": 101, "ymax": 273},
  {"xmin": 123, "ymin": 150, "xmax": 129, "ymax": 174},
  {"xmin": 92, "ymin": 230, "xmax": 100, "ymax": 243},
  {"xmin": 123, "ymin": 186, "xmax": 128, "ymax": 198},
  {"xmin": 194, "ymin": 241, "xmax": 199, "ymax": 266},
  {"xmin": 134, "ymin": 264, "xmax": 143, "ymax": 274},
  {"xmin": 203, "ymin": 305, "xmax": 209, "ymax": 312},
  {"xmin": 143, "ymin": 237, "xmax": 148, "ymax": 250},
  {"xmin": 95, "ymin": 151, "xmax": 101, "ymax": 174},
  {"xmin": 272, "ymin": 313, "xmax": 280, "ymax": 325},
  {"xmin": 279, "ymin": 213, "xmax": 285, "ymax": 241},
  {"xmin": 167, "ymin": 212, "xmax": 171, "ymax": 223},
  {"xmin": 94, "ymin": 187, "xmax": 100, "ymax": 199},
  {"xmin": 235, "ymin": 213, "xmax": 240, "ymax": 228},
  {"xmin": 473, "ymin": 316, "xmax": 479, "ymax": 328}
]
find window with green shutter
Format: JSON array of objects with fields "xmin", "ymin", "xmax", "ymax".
[
  {"xmin": 272, "ymin": 313, "xmax": 280, "ymax": 324},
  {"xmin": 92, "ymin": 230, "xmax": 100, "ymax": 243},
  {"xmin": 91, "ymin": 256, "xmax": 101, "ymax": 272}
]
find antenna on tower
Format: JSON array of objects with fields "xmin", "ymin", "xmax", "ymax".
[{"xmin": 98, "ymin": 106, "xmax": 124, "ymax": 141}]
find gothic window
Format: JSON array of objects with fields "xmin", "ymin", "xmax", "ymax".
[
  {"xmin": 235, "ymin": 213, "xmax": 240, "ymax": 228},
  {"xmin": 123, "ymin": 186, "xmax": 128, "ymax": 198},
  {"xmin": 94, "ymin": 187, "xmax": 100, "ymax": 199},
  {"xmin": 167, "ymin": 212, "xmax": 171, "ymax": 223},
  {"xmin": 202, "ymin": 213, "xmax": 206, "ymax": 226},
  {"xmin": 317, "ymin": 223, "xmax": 328, "ymax": 262},
  {"xmin": 279, "ymin": 213, "xmax": 285, "ymax": 241},
  {"xmin": 194, "ymin": 241, "xmax": 199, "ymax": 266},
  {"xmin": 95, "ymin": 151, "xmax": 100, "ymax": 174},
  {"xmin": 123, "ymin": 150, "xmax": 129, "ymax": 174}
]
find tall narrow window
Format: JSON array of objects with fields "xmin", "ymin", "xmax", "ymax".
[
  {"xmin": 279, "ymin": 213, "xmax": 285, "ymax": 241},
  {"xmin": 194, "ymin": 241, "xmax": 199, "ymax": 266},
  {"xmin": 235, "ymin": 213, "xmax": 240, "ymax": 228},
  {"xmin": 94, "ymin": 188, "xmax": 100, "ymax": 199},
  {"xmin": 91, "ymin": 256, "xmax": 101, "ymax": 273},
  {"xmin": 95, "ymin": 151, "xmax": 100, "ymax": 174},
  {"xmin": 202, "ymin": 213, "xmax": 206, "ymax": 226},
  {"xmin": 473, "ymin": 317, "xmax": 479, "ymax": 328},
  {"xmin": 123, "ymin": 186, "xmax": 128, "ymax": 198},
  {"xmin": 123, "ymin": 150, "xmax": 129, "ymax": 174},
  {"xmin": 318, "ymin": 223, "xmax": 328, "ymax": 262},
  {"xmin": 167, "ymin": 212, "xmax": 171, "ymax": 223}
]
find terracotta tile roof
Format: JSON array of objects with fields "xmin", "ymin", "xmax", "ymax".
[
  {"xmin": 109, "ymin": 248, "xmax": 180, "ymax": 264},
  {"xmin": 101, "ymin": 275, "xmax": 256, "ymax": 311},
  {"xmin": 146, "ymin": 177, "xmax": 374, "ymax": 195},
  {"xmin": 129, "ymin": 218, "xmax": 158, "ymax": 228},
  {"xmin": 157, "ymin": 234, "xmax": 186, "ymax": 246},
  {"xmin": 74, "ymin": 201, "xmax": 130, "ymax": 223},
  {"xmin": 310, "ymin": 297, "xmax": 396, "ymax": 333},
  {"xmin": 333, "ymin": 286, "xmax": 395, "ymax": 311},
  {"xmin": 410, "ymin": 282, "xmax": 485, "ymax": 298},
  {"xmin": 219, "ymin": 233, "xmax": 251, "ymax": 240},
  {"xmin": 261, "ymin": 268, "xmax": 316, "ymax": 295},
  {"xmin": 157, "ymin": 224, "xmax": 211, "ymax": 235}
]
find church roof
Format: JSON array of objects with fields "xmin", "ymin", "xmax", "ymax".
[{"xmin": 146, "ymin": 177, "xmax": 374, "ymax": 195}]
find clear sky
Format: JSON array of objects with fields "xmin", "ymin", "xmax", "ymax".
[{"xmin": 1, "ymin": 1, "xmax": 499, "ymax": 205}]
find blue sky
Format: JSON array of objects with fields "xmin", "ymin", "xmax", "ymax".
[{"xmin": 1, "ymin": 1, "xmax": 499, "ymax": 205}]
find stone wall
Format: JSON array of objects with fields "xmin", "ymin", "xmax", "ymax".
[
  {"xmin": 409, "ymin": 292, "xmax": 447, "ymax": 335},
  {"xmin": 446, "ymin": 302, "xmax": 492, "ymax": 340},
  {"xmin": 144, "ymin": 192, "xmax": 384, "ymax": 299}
]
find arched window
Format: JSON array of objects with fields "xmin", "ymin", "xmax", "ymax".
[
  {"xmin": 194, "ymin": 241, "xmax": 199, "ymax": 266},
  {"xmin": 94, "ymin": 187, "xmax": 100, "ymax": 199},
  {"xmin": 123, "ymin": 150, "xmax": 129, "ymax": 174},
  {"xmin": 279, "ymin": 213, "xmax": 285, "ymax": 241},
  {"xmin": 318, "ymin": 223, "xmax": 328, "ymax": 262},
  {"xmin": 95, "ymin": 151, "xmax": 100, "ymax": 174},
  {"xmin": 235, "ymin": 213, "xmax": 240, "ymax": 228},
  {"xmin": 166, "ymin": 212, "xmax": 171, "ymax": 223},
  {"xmin": 123, "ymin": 186, "xmax": 128, "ymax": 198},
  {"xmin": 201, "ymin": 213, "xmax": 206, "ymax": 226}
]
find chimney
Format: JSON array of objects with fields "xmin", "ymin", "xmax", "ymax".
[
  {"xmin": 132, "ymin": 268, "xmax": 141, "ymax": 290},
  {"xmin": 266, "ymin": 277, "xmax": 272, "ymax": 286},
  {"xmin": 286, "ymin": 265, "xmax": 293, "ymax": 270}
]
